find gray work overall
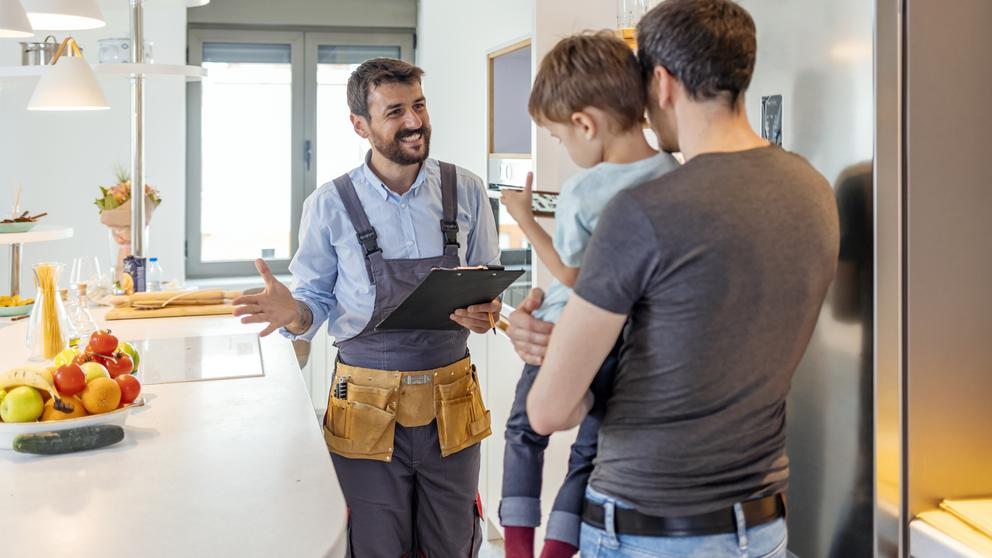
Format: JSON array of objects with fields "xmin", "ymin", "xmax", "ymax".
[{"xmin": 323, "ymin": 162, "xmax": 490, "ymax": 557}]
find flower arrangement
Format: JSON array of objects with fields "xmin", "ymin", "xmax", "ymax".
[
  {"xmin": 96, "ymin": 164, "xmax": 163, "ymax": 282},
  {"xmin": 94, "ymin": 164, "xmax": 162, "ymax": 212}
]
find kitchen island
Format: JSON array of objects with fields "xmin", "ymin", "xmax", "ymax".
[{"xmin": 0, "ymin": 310, "xmax": 346, "ymax": 558}]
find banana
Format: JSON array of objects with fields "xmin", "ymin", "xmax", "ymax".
[{"xmin": 0, "ymin": 365, "xmax": 74, "ymax": 413}]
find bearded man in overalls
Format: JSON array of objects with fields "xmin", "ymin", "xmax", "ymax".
[{"xmin": 234, "ymin": 58, "xmax": 501, "ymax": 557}]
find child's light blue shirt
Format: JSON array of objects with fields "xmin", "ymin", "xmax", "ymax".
[{"xmin": 532, "ymin": 152, "xmax": 680, "ymax": 323}]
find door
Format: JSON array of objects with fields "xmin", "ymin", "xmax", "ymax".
[{"xmin": 187, "ymin": 28, "xmax": 413, "ymax": 278}]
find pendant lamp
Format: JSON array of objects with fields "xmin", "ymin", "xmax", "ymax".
[
  {"xmin": 0, "ymin": 0, "xmax": 33, "ymax": 38},
  {"xmin": 23, "ymin": 0, "xmax": 104, "ymax": 31},
  {"xmin": 27, "ymin": 37, "xmax": 108, "ymax": 111}
]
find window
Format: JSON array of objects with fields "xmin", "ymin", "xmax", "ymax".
[{"xmin": 187, "ymin": 29, "xmax": 414, "ymax": 278}]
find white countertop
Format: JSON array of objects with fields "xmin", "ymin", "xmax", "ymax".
[{"xmin": 0, "ymin": 310, "xmax": 346, "ymax": 558}]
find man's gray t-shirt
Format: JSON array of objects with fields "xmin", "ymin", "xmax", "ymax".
[{"xmin": 574, "ymin": 145, "xmax": 839, "ymax": 517}]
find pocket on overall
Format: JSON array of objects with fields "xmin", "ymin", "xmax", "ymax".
[
  {"xmin": 323, "ymin": 380, "xmax": 398, "ymax": 461},
  {"xmin": 435, "ymin": 370, "xmax": 492, "ymax": 457}
]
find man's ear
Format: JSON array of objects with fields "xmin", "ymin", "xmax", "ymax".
[
  {"xmin": 652, "ymin": 66, "xmax": 677, "ymax": 110},
  {"xmin": 570, "ymin": 111, "xmax": 597, "ymax": 141},
  {"xmin": 350, "ymin": 114, "xmax": 370, "ymax": 139}
]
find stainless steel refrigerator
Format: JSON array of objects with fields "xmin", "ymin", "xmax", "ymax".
[{"xmin": 740, "ymin": 0, "xmax": 992, "ymax": 556}]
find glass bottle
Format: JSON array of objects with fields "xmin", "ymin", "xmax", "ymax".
[
  {"xmin": 67, "ymin": 282, "xmax": 98, "ymax": 344},
  {"xmin": 26, "ymin": 262, "xmax": 74, "ymax": 361},
  {"xmin": 617, "ymin": 0, "xmax": 649, "ymax": 28}
]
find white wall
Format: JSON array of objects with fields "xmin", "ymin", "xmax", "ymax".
[
  {"xmin": 416, "ymin": 0, "xmax": 532, "ymax": 181},
  {"xmin": 0, "ymin": 1, "xmax": 187, "ymax": 294},
  {"xmin": 188, "ymin": 0, "xmax": 417, "ymax": 29},
  {"xmin": 532, "ymin": 0, "xmax": 619, "ymax": 196}
]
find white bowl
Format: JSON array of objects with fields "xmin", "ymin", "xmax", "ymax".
[{"xmin": 0, "ymin": 396, "xmax": 144, "ymax": 450}]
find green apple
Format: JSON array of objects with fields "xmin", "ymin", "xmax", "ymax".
[
  {"xmin": 0, "ymin": 386, "xmax": 44, "ymax": 423},
  {"xmin": 80, "ymin": 362, "xmax": 110, "ymax": 383},
  {"xmin": 0, "ymin": 388, "xmax": 6, "ymax": 404},
  {"xmin": 117, "ymin": 341, "xmax": 140, "ymax": 373}
]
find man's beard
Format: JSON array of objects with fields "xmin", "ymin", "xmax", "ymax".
[{"xmin": 371, "ymin": 125, "xmax": 432, "ymax": 165}]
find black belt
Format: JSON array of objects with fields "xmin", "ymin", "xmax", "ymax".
[{"xmin": 582, "ymin": 493, "xmax": 786, "ymax": 537}]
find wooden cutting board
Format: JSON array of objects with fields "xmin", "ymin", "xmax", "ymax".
[{"xmin": 105, "ymin": 303, "xmax": 234, "ymax": 321}]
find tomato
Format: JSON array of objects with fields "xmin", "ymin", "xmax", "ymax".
[
  {"xmin": 54, "ymin": 363, "xmax": 86, "ymax": 397},
  {"xmin": 72, "ymin": 352, "xmax": 93, "ymax": 366},
  {"xmin": 115, "ymin": 374, "xmax": 141, "ymax": 405},
  {"xmin": 105, "ymin": 353, "xmax": 134, "ymax": 379},
  {"xmin": 88, "ymin": 329, "xmax": 119, "ymax": 356}
]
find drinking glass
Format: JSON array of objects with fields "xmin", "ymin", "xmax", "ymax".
[
  {"xmin": 71, "ymin": 256, "xmax": 104, "ymax": 303},
  {"xmin": 618, "ymin": 0, "xmax": 650, "ymax": 27}
]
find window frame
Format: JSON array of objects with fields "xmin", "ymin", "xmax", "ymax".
[{"xmin": 186, "ymin": 27, "xmax": 414, "ymax": 279}]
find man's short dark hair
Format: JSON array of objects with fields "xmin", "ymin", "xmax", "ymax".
[
  {"xmin": 347, "ymin": 58, "xmax": 425, "ymax": 119},
  {"xmin": 636, "ymin": 0, "xmax": 757, "ymax": 107}
]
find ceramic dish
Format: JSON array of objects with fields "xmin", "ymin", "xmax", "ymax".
[
  {"xmin": 0, "ymin": 222, "xmax": 36, "ymax": 234},
  {"xmin": 0, "ymin": 396, "xmax": 145, "ymax": 450},
  {"xmin": 0, "ymin": 303, "xmax": 33, "ymax": 317}
]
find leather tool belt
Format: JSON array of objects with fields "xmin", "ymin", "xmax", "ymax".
[{"xmin": 323, "ymin": 356, "xmax": 492, "ymax": 462}]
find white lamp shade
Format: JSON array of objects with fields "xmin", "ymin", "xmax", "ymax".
[
  {"xmin": 0, "ymin": 0, "xmax": 33, "ymax": 38},
  {"xmin": 27, "ymin": 55, "xmax": 108, "ymax": 111},
  {"xmin": 23, "ymin": 0, "xmax": 104, "ymax": 30}
]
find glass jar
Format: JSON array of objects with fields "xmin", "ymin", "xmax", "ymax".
[
  {"xmin": 26, "ymin": 263, "xmax": 75, "ymax": 361},
  {"xmin": 67, "ymin": 283, "xmax": 98, "ymax": 343},
  {"xmin": 617, "ymin": 0, "xmax": 650, "ymax": 28}
]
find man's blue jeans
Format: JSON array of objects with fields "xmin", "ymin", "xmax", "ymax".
[{"xmin": 579, "ymin": 487, "xmax": 788, "ymax": 558}]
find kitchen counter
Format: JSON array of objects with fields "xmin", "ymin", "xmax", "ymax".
[{"xmin": 0, "ymin": 309, "xmax": 346, "ymax": 557}]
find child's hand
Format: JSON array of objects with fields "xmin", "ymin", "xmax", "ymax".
[{"xmin": 500, "ymin": 172, "xmax": 535, "ymax": 222}]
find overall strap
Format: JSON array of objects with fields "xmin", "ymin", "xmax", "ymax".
[
  {"xmin": 438, "ymin": 161, "xmax": 460, "ymax": 256},
  {"xmin": 333, "ymin": 173, "xmax": 379, "ymax": 285}
]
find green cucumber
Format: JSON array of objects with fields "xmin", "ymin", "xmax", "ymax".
[{"xmin": 13, "ymin": 425, "xmax": 125, "ymax": 455}]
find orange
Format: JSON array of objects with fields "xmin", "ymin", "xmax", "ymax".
[
  {"xmin": 81, "ymin": 378, "xmax": 121, "ymax": 414},
  {"xmin": 41, "ymin": 395, "xmax": 88, "ymax": 421}
]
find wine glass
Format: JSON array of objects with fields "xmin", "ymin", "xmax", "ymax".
[{"xmin": 70, "ymin": 257, "xmax": 104, "ymax": 303}]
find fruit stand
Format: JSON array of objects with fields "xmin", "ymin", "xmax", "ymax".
[{"xmin": 0, "ymin": 308, "xmax": 346, "ymax": 557}]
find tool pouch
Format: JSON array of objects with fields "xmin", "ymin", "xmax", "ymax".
[
  {"xmin": 323, "ymin": 367, "xmax": 401, "ymax": 462},
  {"xmin": 434, "ymin": 364, "xmax": 492, "ymax": 457}
]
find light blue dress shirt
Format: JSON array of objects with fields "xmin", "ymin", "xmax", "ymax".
[
  {"xmin": 532, "ymin": 151, "xmax": 680, "ymax": 323},
  {"xmin": 282, "ymin": 157, "xmax": 501, "ymax": 342}
]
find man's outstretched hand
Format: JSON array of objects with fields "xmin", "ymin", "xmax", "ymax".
[{"xmin": 232, "ymin": 259, "xmax": 308, "ymax": 337}]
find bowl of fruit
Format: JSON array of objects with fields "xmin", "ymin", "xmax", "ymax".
[
  {"xmin": 0, "ymin": 329, "xmax": 144, "ymax": 454},
  {"xmin": 0, "ymin": 295, "xmax": 34, "ymax": 318}
]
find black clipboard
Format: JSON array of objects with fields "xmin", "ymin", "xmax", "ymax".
[{"xmin": 375, "ymin": 267, "xmax": 525, "ymax": 331}]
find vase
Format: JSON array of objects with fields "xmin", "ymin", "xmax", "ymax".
[
  {"xmin": 26, "ymin": 262, "xmax": 75, "ymax": 361},
  {"xmin": 100, "ymin": 196, "xmax": 156, "ymax": 283}
]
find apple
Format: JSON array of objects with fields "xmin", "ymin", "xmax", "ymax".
[
  {"xmin": 117, "ymin": 341, "xmax": 140, "ymax": 372},
  {"xmin": 0, "ymin": 386, "xmax": 44, "ymax": 423},
  {"xmin": 80, "ymin": 361, "xmax": 110, "ymax": 383},
  {"xmin": 0, "ymin": 388, "xmax": 6, "ymax": 404}
]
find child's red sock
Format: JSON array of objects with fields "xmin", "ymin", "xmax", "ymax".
[
  {"xmin": 539, "ymin": 539, "xmax": 579, "ymax": 558},
  {"xmin": 504, "ymin": 526, "xmax": 536, "ymax": 558}
]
